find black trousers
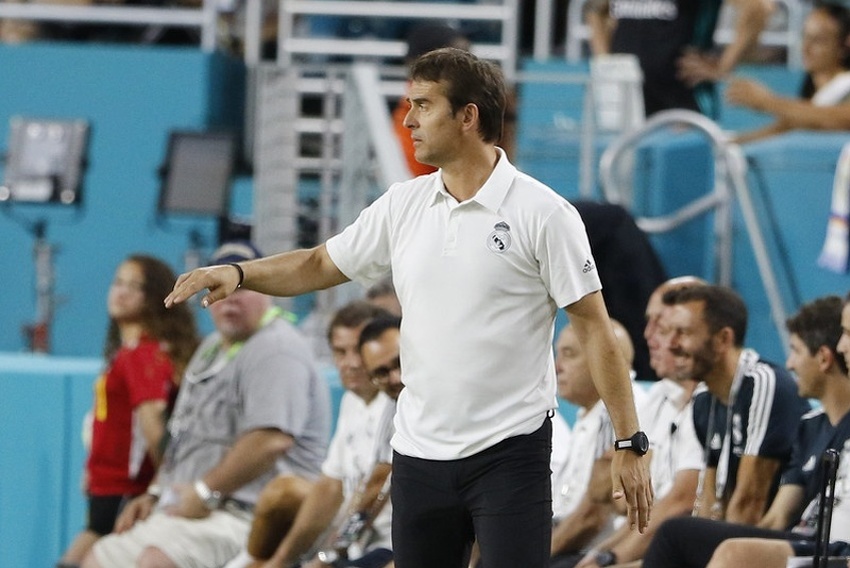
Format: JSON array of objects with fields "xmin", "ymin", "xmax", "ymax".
[
  {"xmin": 642, "ymin": 516, "xmax": 797, "ymax": 568},
  {"xmin": 391, "ymin": 416, "xmax": 553, "ymax": 568}
]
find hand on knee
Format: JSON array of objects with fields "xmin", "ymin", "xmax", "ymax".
[{"xmin": 137, "ymin": 547, "xmax": 179, "ymax": 568}]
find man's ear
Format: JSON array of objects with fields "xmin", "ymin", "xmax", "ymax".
[
  {"xmin": 712, "ymin": 326, "xmax": 735, "ymax": 352},
  {"xmin": 816, "ymin": 344, "xmax": 836, "ymax": 372},
  {"xmin": 460, "ymin": 102, "xmax": 479, "ymax": 133}
]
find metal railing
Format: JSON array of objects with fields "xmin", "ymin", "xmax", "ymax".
[
  {"xmin": 0, "ymin": 1, "xmax": 218, "ymax": 50},
  {"xmin": 599, "ymin": 109, "xmax": 791, "ymax": 352},
  {"xmin": 271, "ymin": 0, "xmax": 519, "ymax": 80}
]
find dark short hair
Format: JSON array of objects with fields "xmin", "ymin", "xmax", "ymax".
[
  {"xmin": 409, "ymin": 47, "xmax": 507, "ymax": 144},
  {"xmin": 787, "ymin": 295, "xmax": 848, "ymax": 375},
  {"xmin": 326, "ymin": 301, "xmax": 393, "ymax": 343},
  {"xmin": 208, "ymin": 240, "xmax": 263, "ymax": 265},
  {"xmin": 405, "ymin": 22, "xmax": 467, "ymax": 62},
  {"xmin": 358, "ymin": 315, "xmax": 402, "ymax": 352},
  {"xmin": 366, "ymin": 276, "xmax": 396, "ymax": 300},
  {"xmin": 662, "ymin": 285, "xmax": 748, "ymax": 347}
]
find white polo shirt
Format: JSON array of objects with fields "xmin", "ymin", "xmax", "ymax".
[
  {"xmin": 322, "ymin": 390, "xmax": 392, "ymax": 552},
  {"xmin": 326, "ymin": 150, "xmax": 601, "ymax": 460}
]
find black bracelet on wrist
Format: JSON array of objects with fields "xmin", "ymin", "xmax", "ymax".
[
  {"xmin": 227, "ymin": 262, "xmax": 245, "ymax": 289},
  {"xmin": 595, "ymin": 549, "xmax": 618, "ymax": 567}
]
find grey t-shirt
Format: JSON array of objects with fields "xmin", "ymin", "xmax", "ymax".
[{"xmin": 159, "ymin": 316, "xmax": 331, "ymax": 505}]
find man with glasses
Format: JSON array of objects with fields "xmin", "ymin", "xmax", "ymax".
[
  {"xmin": 261, "ymin": 315, "xmax": 403, "ymax": 568},
  {"xmin": 82, "ymin": 241, "xmax": 332, "ymax": 568}
]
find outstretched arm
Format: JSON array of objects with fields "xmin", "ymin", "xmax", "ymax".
[
  {"xmin": 165, "ymin": 244, "xmax": 349, "ymax": 309},
  {"xmin": 727, "ymin": 77, "xmax": 850, "ymax": 132},
  {"xmin": 585, "ymin": 0, "xmax": 615, "ymax": 56}
]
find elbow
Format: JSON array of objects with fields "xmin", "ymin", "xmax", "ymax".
[
  {"xmin": 583, "ymin": 503, "xmax": 615, "ymax": 535},
  {"xmin": 750, "ymin": 0, "xmax": 774, "ymax": 26},
  {"xmin": 259, "ymin": 429, "xmax": 296, "ymax": 461}
]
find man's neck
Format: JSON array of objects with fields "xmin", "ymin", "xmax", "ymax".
[
  {"xmin": 119, "ymin": 322, "xmax": 144, "ymax": 347},
  {"xmin": 580, "ymin": 395, "xmax": 602, "ymax": 414},
  {"xmin": 440, "ymin": 144, "xmax": 499, "ymax": 202},
  {"xmin": 672, "ymin": 377, "xmax": 701, "ymax": 407},
  {"xmin": 358, "ymin": 390, "xmax": 380, "ymax": 405},
  {"xmin": 822, "ymin": 374, "xmax": 850, "ymax": 426},
  {"xmin": 706, "ymin": 349, "xmax": 743, "ymax": 405}
]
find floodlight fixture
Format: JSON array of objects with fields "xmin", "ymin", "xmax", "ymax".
[
  {"xmin": 157, "ymin": 130, "xmax": 236, "ymax": 218},
  {"xmin": 0, "ymin": 116, "xmax": 90, "ymax": 205}
]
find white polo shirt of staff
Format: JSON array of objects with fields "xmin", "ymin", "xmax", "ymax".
[
  {"xmin": 326, "ymin": 149, "xmax": 602, "ymax": 460},
  {"xmin": 638, "ymin": 379, "xmax": 704, "ymax": 499}
]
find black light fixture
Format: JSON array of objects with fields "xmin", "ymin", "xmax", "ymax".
[
  {"xmin": 0, "ymin": 116, "xmax": 90, "ymax": 205},
  {"xmin": 157, "ymin": 130, "xmax": 237, "ymax": 217}
]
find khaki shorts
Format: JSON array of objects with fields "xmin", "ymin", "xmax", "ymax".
[{"xmin": 93, "ymin": 509, "xmax": 251, "ymax": 568}]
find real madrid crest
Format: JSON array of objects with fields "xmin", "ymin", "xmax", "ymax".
[{"xmin": 487, "ymin": 221, "xmax": 511, "ymax": 253}]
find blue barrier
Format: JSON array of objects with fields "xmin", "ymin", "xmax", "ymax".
[{"xmin": 0, "ymin": 352, "xmax": 587, "ymax": 563}]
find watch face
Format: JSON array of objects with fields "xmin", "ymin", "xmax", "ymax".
[
  {"xmin": 595, "ymin": 550, "xmax": 616, "ymax": 566},
  {"xmin": 317, "ymin": 549, "xmax": 339, "ymax": 563},
  {"xmin": 635, "ymin": 431, "xmax": 649, "ymax": 453}
]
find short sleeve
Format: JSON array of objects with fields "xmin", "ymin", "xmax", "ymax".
[
  {"xmin": 236, "ymin": 348, "xmax": 315, "ymax": 437},
  {"xmin": 536, "ymin": 201, "xmax": 602, "ymax": 309},
  {"xmin": 326, "ymin": 188, "xmax": 395, "ymax": 289}
]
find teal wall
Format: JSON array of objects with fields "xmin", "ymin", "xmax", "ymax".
[{"xmin": 0, "ymin": 42, "xmax": 247, "ymax": 356}]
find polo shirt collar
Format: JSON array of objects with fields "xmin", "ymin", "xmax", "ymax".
[{"xmin": 430, "ymin": 147, "xmax": 516, "ymax": 212}]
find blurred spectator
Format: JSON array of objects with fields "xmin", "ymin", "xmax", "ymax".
[
  {"xmin": 726, "ymin": 2, "xmax": 850, "ymax": 143},
  {"xmin": 258, "ymin": 314, "xmax": 403, "ymax": 568},
  {"xmin": 665, "ymin": 285, "xmax": 810, "ymax": 524},
  {"xmin": 80, "ymin": 241, "xmax": 331, "ymax": 568},
  {"xmin": 588, "ymin": 0, "xmax": 774, "ymax": 117},
  {"xmin": 642, "ymin": 294, "xmax": 850, "ymax": 568},
  {"xmin": 58, "ymin": 254, "xmax": 199, "ymax": 567},
  {"xmin": 366, "ymin": 276, "xmax": 402, "ymax": 317},
  {"xmin": 549, "ymin": 319, "xmax": 645, "ymax": 568},
  {"xmin": 574, "ymin": 276, "xmax": 707, "ymax": 568},
  {"xmin": 225, "ymin": 301, "xmax": 392, "ymax": 568}
]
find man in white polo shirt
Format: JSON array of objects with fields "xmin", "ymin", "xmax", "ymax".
[{"xmin": 166, "ymin": 48, "xmax": 652, "ymax": 568}]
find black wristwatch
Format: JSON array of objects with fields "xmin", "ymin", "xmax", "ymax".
[
  {"xmin": 614, "ymin": 431, "xmax": 649, "ymax": 455},
  {"xmin": 595, "ymin": 549, "xmax": 618, "ymax": 567}
]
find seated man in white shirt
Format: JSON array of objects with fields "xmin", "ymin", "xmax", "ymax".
[
  {"xmin": 550, "ymin": 318, "xmax": 647, "ymax": 568},
  {"xmin": 576, "ymin": 276, "xmax": 707, "ymax": 568},
  {"xmin": 260, "ymin": 314, "xmax": 404, "ymax": 568},
  {"xmin": 226, "ymin": 301, "xmax": 393, "ymax": 568}
]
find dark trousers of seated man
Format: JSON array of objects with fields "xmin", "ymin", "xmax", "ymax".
[
  {"xmin": 391, "ymin": 416, "xmax": 552, "ymax": 568},
  {"xmin": 643, "ymin": 516, "xmax": 817, "ymax": 568}
]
